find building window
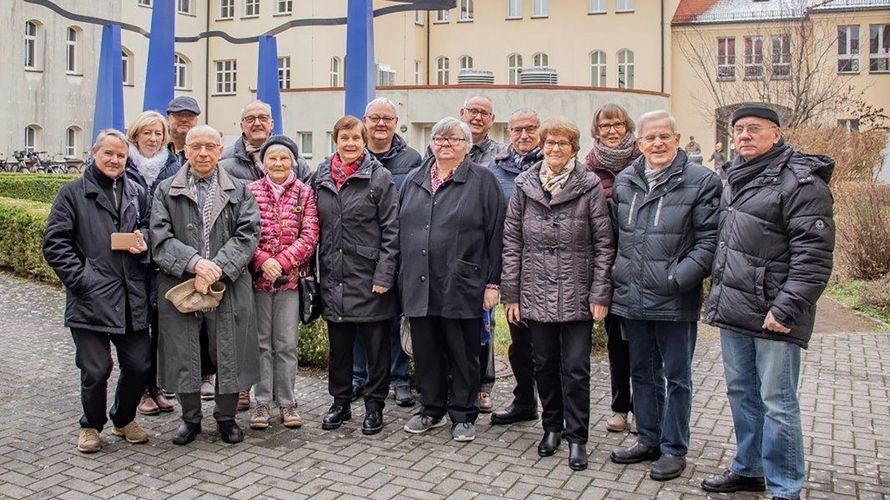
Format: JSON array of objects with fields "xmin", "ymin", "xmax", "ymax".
[
  {"xmin": 590, "ymin": 50, "xmax": 606, "ymax": 86},
  {"xmin": 459, "ymin": 0, "xmax": 474, "ymax": 21},
  {"xmin": 414, "ymin": 10, "xmax": 425, "ymax": 25},
  {"xmin": 122, "ymin": 48, "xmax": 133, "ymax": 85},
  {"xmin": 532, "ymin": 0, "xmax": 548, "ymax": 17},
  {"xmin": 771, "ymin": 35, "xmax": 791, "ymax": 78},
  {"xmin": 717, "ymin": 37, "xmax": 736, "ymax": 80},
  {"xmin": 508, "ymin": 53, "xmax": 522, "ymax": 84},
  {"xmin": 174, "ymin": 53, "xmax": 189, "ymax": 89},
  {"xmin": 24, "ymin": 21, "xmax": 38, "ymax": 69},
  {"xmin": 870, "ymin": 24, "xmax": 890, "ymax": 72},
  {"xmin": 138, "ymin": 0, "xmax": 151, "ymax": 5},
  {"xmin": 65, "ymin": 126, "xmax": 80, "ymax": 157},
  {"xmin": 435, "ymin": 10, "xmax": 450, "ymax": 23},
  {"xmin": 276, "ymin": 0, "xmax": 293, "ymax": 15},
  {"xmin": 533, "ymin": 52, "xmax": 548, "ymax": 67},
  {"xmin": 744, "ymin": 36, "xmax": 764, "ymax": 78},
  {"xmin": 278, "ymin": 56, "xmax": 291, "ymax": 89},
  {"xmin": 589, "ymin": 0, "xmax": 606, "ymax": 13},
  {"xmin": 616, "ymin": 0, "xmax": 635, "ymax": 12},
  {"xmin": 327, "ymin": 132, "xmax": 336, "ymax": 155},
  {"xmin": 415, "ymin": 60, "xmax": 422, "ymax": 84},
  {"xmin": 507, "ymin": 0, "xmax": 523, "ymax": 18},
  {"xmin": 617, "ymin": 49, "xmax": 634, "ymax": 88},
  {"xmin": 330, "ymin": 57, "xmax": 341, "ymax": 87},
  {"xmin": 377, "ymin": 64, "xmax": 396, "ymax": 86},
  {"xmin": 837, "ymin": 25, "xmax": 860, "ymax": 73},
  {"xmin": 24, "ymin": 125, "xmax": 38, "ymax": 153},
  {"xmin": 244, "ymin": 0, "xmax": 260, "ymax": 17},
  {"xmin": 436, "ymin": 56, "xmax": 450, "ymax": 85},
  {"xmin": 297, "ymin": 132, "xmax": 313, "ymax": 159},
  {"xmin": 66, "ymin": 27, "xmax": 80, "ymax": 74},
  {"xmin": 177, "ymin": 0, "xmax": 192, "ymax": 14},
  {"xmin": 218, "ymin": 0, "xmax": 234, "ymax": 19},
  {"xmin": 214, "ymin": 59, "xmax": 237, "ymax": 94},
  {"xmin": 459, "ymin": 55, "xmax": 474, "ymax": 71}
]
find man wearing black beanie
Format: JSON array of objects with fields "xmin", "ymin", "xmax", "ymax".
[{"xmin": 701, "ymin": 103, "xmax": 835, "ymax": 500}]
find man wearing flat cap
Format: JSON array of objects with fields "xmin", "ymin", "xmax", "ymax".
[
  {"xmin": 166, "ymin": 96, "xmax": 202, "ymax": 167},
  {"xmin": 700, "ymin": 103, "xmax": 835, "ymax": 500}
]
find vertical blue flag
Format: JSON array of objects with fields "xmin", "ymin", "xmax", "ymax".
[
  {"xmin": 143, "ymin": 0, "xmax": 175, "ymax": 113},
  {"xmin": 92, "ymin": 24, "xmax": 125, "ymax": 139},
  {"xmin": 344, "ymin": 0, "xmax": 375, "ymax": 117},
  {"xmin": 257, "ymin": 36, "xmax": 283, "ymax": 135}
]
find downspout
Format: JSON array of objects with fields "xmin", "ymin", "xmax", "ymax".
[
  {"xmin": 425, "ymin": 10, "xmax": 430, "ymax": 85},
  {"xmin": 660, "ymin": 0, "xmax": 665, "ymax": 93},
  {"xmin": 204, "ymin": 0, "xmax": 210, "ymax": 124}
]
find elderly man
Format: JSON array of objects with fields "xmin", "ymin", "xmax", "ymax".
[
  {"xmin": 166, "ymin": 96, "xmax": 201, "ymax": 166},
  {"xmin": 701, "ymin": 103, "xmax": 835, "ymax": 500},
  {"xmin": 608, "ymin": 111, "xmax": 721, "ymax": 481},
  {"xmin": 350, "ymin": 97, "xmax": 422, "ymax": 407},
  {"xmin": 43, "ymin": 129, "xmax": 152, "ymax": 453},
  {"xmin": 152, "ymin": 125, "xmax": 260, "ymax": 446},
  {"xmin": 488, "ymin": 108, "xmax": 543, "ymax": 425}
]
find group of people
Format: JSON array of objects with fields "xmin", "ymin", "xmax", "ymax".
[{"xmin": 42, "ymin": 93, "xmax": 835, "ymax": 500}]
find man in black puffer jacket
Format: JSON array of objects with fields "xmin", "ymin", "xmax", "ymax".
[{"xmin": 701, "ymin": 103, "xmax": 835, "ymax": 500}]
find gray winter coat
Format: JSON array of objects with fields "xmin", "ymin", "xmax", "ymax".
[
  {"xmin": 150, "ymin": 164, "xmax": 261, "ymax": 394},
  {"xmin": 501, "ymin": 160, "xmax": 614, "ymax": 323},
  {"xmin": 221, "ymin": 136, "xmax": 311, "ymax": 183}
]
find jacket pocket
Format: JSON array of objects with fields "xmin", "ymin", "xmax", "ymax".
[
  {"xmin": 754, "ymin": 266, "xmax": 767, "ymax": 308},
  {"xmin": 355, "ymin": 244, "xmax": 379, "ymax": 261},
  {"xmin": 455, "ymin": 258, "xmax": 481, "ymax": 276}
]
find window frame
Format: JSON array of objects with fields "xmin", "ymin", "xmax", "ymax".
[
  {"xmin": 65, "ymin": 126, "xmax": 80, "ymax": 157},
  {"xmin": 138, "ymin": 0, "xmax": 151, "ymax": 6},
  {"xmin": 122, "ymin": 48, "xmax": 133, "ymax": 85},
  {"xmin": 174, "ymin": 53, "xmax": 189, "ymax": 90},
  {"xmin": 744, "ymin": 35, "xmax": 764, "ymax": 79},
  {"xmin": 434, "ymin": 10, "xmax": 450, "ymax": 23},
  {"xmin": 590, "ymin": 50, "xmax": 606, "ymax": 86},
  {"xmin": 275, "ymin": 0, "xmax": 293, "ymax": 15},
  {"xmin": 837, "ymin": 25, "xmax": 860, "ymax": 73},
  {"xmin": 771, "ymin": 35, "xmax": 791, "ymax": 79},
  {"xmin": 507, "ymin": 0, "xmax": 523, "ymax": 19},
  {"xmin": 869, "ymin": 24, "xmax": 890, "ymax": 73},
  {"xmin": 176, "ymin": 0, "xmax": 193, "ymax": 15},
  {"xmin": 507, "ymin": 53, "xmax": 522, "ymax": 84},
  {"xmin": 24, "ymin": 21, "xmax": 37, "ymax": 69},
  {"xmin": 588, "ymin": 0, "xmax": 606, "ymax": 14},
  {"xmin": 436, "ymin": 56, "xmax": 450, "ymax": 85},
  {"xmin": 218, "ymin": 0, "xmax": 234, "ymax": 19},
  {"xmin": 533, "ymin": 52, "xmax": 548, "ymax": 67},
  {"xmin": 66, "ymin": 26, "xmax": 79, "ymax": 74},
  {"xmin": 532, "ymin": 0, "xmax": 548, "ymax": 18},
  {"xmin": 278, "ymin": 56, "xmax": 291, "ymax": 89},
  {"xmin": 717, "ymin": 36, "xmax": 736, "ymax": 80},
  {"xmin": 243, "ymin": 0, "xmax": 260, "ymax": 18},
  {"xmin": 214, "ymin": 59, "xmax": 237, "ymax": 94},
  {"xmin": 616, "ymin": 0, "xmax": 635, "ymax": 12},
  {"xmin": 297, "ymin": 132, "xmax": 313, "ymax": 159},
  {"xmin": 459, "ymin": 0, "xmax": 474, "ymax": 22},
  {"xmin": 330, "ymin": 57, "xmax": 341, "ymax": 87},
  {"xmin": 459, "ymin": 55, "xmax": 474, "ymax": 71},
  {"xmin": 617, "ymin": 48, "xmax": 634, "ymax": 89},
  {"xmin": 24, "ymin": 126, "xmax": 38, "ymax": 153},
  {"xmin": 414, "ymin": 60, "xmax": 422, "ymax": 84}
]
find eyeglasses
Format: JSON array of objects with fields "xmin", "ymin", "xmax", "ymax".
[
  {"xmin": 732, "ymin": 125, "xmax": 777, "ymax": 136},
  {"xmin": 597, "ymin": 122, "xmax": 627, "ymax": 132},
  {"xmin": 366, "ymin": 115, "xmax": 397, "ymax": 124},
  {"xmin": 640, "ymin": 134, "xmax": 676, "ymax": 144},
  {"xmin": 241, "ymin": 114, "xmax": 271, "ymax": 124},
  {"xmin": 185, "ymin": 143, "xmax": 221, "ymax": 152},
  {"xmin": 463, "ymin": 108, "xmax": 492, "ymax": 118},
  {"xmin": 543, "ymin": 140, "xmax": 572, "ymax": 150},
  {"xmin": 510, "ymin": 125, "xmax": 539, "ymax": 135},
  {"xmin": 432, "ymin": 136, "xmax": 467, "ymax": 146}
]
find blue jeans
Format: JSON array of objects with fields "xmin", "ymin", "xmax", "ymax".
[
  {"xmin": 720, "ymin": 329, "xmax": 803, "ymax": 499},
  {"xmin": 622, "ymin": 319, "xmax": 696, "ymax": 456},
  {"xmin": 353, "ymin": 317, "xmax": 410, "ymax": 389}
]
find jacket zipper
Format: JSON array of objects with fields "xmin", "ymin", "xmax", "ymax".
[
  {"xmin": 627, "ymin": 192, "xmax": 638, "ymax": 225},
  {"xmin": 653, "ymin": 197, "xmax": 664, "ymax": 226}
]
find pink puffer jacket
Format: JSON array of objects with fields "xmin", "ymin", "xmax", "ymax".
[{"xmin": 248, "ymin": 175, "xmax": 319, "ymax": 292}]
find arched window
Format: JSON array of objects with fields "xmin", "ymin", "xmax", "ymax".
[
  {"xmin": 590, "ymin": 50, "xmax": 606, "ymax": 87},
  {"xmin": 533, "ymin": 52, "xmax": 548, "ymax": 67},
  {"xmin": 174, "ymin": 53, "xmax": 190, "ymax": 89},
  {"xmin": 507, "ymin": 53, "xmax": 522, "ymax": 84},
  {"xmin": 66, "ymin": 26, "xmax": 82, "ymax": 74},
  {"xmin": 436, "ymin": 56, "xmax": 450, "ymax": 85},
  {"xmin": 617, "ymin": 49, "xmax": 634, "ymax": 89},
  {"xmin": 121, "ymin": 47, "xmax": 133, "ymax": 85},
  {"xmin": 459, "ymin": 55, "xmax": 473, "ymax": 71},
  {"xmin": 24, "ymin": 125, "xmax": 41, "ymax": 153},
  {"xmin": 330, "ymin": 57, "xmax": 341, "ymax": 87},
  {"xmin": 65, "ymin": 126, "xmax": 81, "ymax": 157},
  {"xmin": 24, "ymin": 20, "xmax": 41, "ymax": 69}
]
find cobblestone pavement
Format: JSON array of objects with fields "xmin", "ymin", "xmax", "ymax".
[{"xmin": 0, "ymin": 272, "xmax": 888, "ymax": 499}]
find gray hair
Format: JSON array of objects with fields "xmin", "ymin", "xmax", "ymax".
[
  {"xmin": 240, "ymin": 100, "xmax": 272, "ymax": 117},
  {"xmin": 462, "ymin": 94, "xmax": 493, "ymax": 109},
  {"xmin": 185, "ymin": 124, "xmax": 223, "ymax": 144},
  {"xmin": 430, "ymin": 117, "xmax": 472, "ymax": 146},
  {"xmin": 509, "ymin": 108, "xmax": 540, "ymax": 127},
  {"xmin": 263, "ymin": 143, "xmax": 297, "ymax": 164},
  {"xmin": 637, "ymin": 110, "xmax": 678, "ymax": 135},
  {"xmin": 91, "ymin": 129, "xmax": 128, "ymax": 151},
  {"xmin": 364, "ymin": 97, "xmax": 397, "ymax": 116}
]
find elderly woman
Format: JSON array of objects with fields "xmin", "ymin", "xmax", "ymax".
[
  {"xmin": 399, "ymin": 117, "xmax": 506, "ymax": 443},
  {"xmin": 501, "ymin": 118, "xmax": 614, "ymax": 471},
  {"xmin": 247, "ymin": 136, "xmax": 319, "ymax": 430},
  {"xmin": 125, "ymin": 111, "xmax": 182, "ymax": 417},
  {"xmin": 312, "ymin": 116, "xmax": 399, "ymax": 436},
  {"xmin": 583, "ymin": 103, "xmax": 642, "ymax": 434},
  {"xmin": 608, "ymin": 111, "xmax": 721, "ymax": 482}
]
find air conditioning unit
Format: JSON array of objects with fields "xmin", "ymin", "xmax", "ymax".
[
  {"xmin": 518, "ymin": 67, "xmax": 558, "ymax": 85},
  {"xmin": 458, "ymin": 69, "xmax": 495, "ymax": 84}
]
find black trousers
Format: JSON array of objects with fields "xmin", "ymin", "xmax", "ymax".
[
  {"xmin": 529, "ymin": 320, "xmax": 592, "ymax": 444},
  {"xmin": 178, "ymin": 321, "xmax": 238, "ymax": 423},
  {"xmin": 146, "ymin": 307, "xmax": 159, "ymax": 391},
  {"xmin": 71, "ymin": 327, "xmax": 150, "ymax": 431},
  {"xmin": 327, "ymin": 320, "xmax": 391, "ymax": 411},
  {"xmin": 479, "ymin": 315, "xmax": 496, "ymax": 392},
  {"xmin": 410, "ymin": 316, "xmax": 481, "ymax": 424},
  {"xmin": 507, "ymin": 322, "xmax": 537, "ymax": 410},
  {"xmin": 605, "ymin": 313, "xmax": 633, "ymax": 413}
]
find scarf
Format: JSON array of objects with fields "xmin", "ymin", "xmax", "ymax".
[
  {"xmin": 726, "ymin": 139, "xmax": 790, "ymax": 192},
  {"xmin": 128, "ymin": 143, "xmax": 169, "ymax": 187},
  {"xmin": 187, "ymin": 168, "xmax": 219, "ymax": 258},
  {"xmin": 539, "ymin": 160, "xmax": 575, "ymax": 197},
  {"xmin": 431, "ymin": 160, "xmax": 461, "ymax": 195},
  {"xmin": 269, "ymin": 170, "xmax": 295, "ymax": 201},
  {"xmin": 331, "ymin": 152, "xmax": 363, "ymax": 190},
  {"xmin": 586, "ymin": 133, "xmax": 636, "ymax": 173},
  {"xmin": 244, "ymin": 140, "xmax": 264, "ymax": 172}
]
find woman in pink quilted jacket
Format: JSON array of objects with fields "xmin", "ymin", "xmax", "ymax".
[{"xmin": 247, "ymin": 135, "xmax": 319, "ymax": 430}]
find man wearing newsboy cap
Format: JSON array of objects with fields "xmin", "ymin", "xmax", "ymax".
[{"xmin": 166, "ymin": 96, "xmax": 201, "ymax": 166}]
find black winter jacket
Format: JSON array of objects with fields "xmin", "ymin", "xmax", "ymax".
[
  {"xmin": 704, "ymin": 146, "xmax": 835, "ymax": 348},
  {"xmin": 398, "ymin": 156, "xmax": 506, "ymax": 319},
  {"xmin": 312, "ymin": 153, "xmax": 400, "ymax": 323},
  {"xmin": 610, "ymin": 150, "xmax": 722, "ymax": 322},
  {"xmin": 43, "ymin": 164, "xmax": 151, "ymax": 334},
  {"xmin": 369, "ymin": 134, "xmax": 421, "ymax": 191}
]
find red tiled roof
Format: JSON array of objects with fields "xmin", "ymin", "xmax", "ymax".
[{"xmin": 672, "ymin": 0, "xmax": 719, "ymax": 25}]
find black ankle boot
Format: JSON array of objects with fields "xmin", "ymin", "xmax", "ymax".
[
  {"xmin": 322, "ymin": 403, "xmax": 352, "ymax": 430},
  {"xmin": 568, "ymin": 443, "xmax": 588, "ymax": 471},
  {"xmin": 537, "ymin": 430, "xmax": 561, "ymax": 457}
]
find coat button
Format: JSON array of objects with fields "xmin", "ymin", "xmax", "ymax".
[
  {"xmin": 728, "ymin": 207, "xmax": 733, "ymax": 212},
  {"xmin": 420, "ymin": 275, "xmax": 426, "ymax": 282},
  {"xmin": 719, "ymin": 241, "xmax": 725, "ymax": 248},
  {"xmin": 114, "ymin": 305, "xmax": 120, "ymax": 312},
  {"xmin": 338, "ymin": 282, "xmax": 343, "ymax": 286},
  {"xmin": 424, "ymin": 224, "xmax": 430, "ymax": 230},
  {"xmin": 338, "ymin": 316, "xmax": 342, "ymax": 320},
  {"xmin": 421, "ymin": 249, "xmax": 427, "ymax": 255}
]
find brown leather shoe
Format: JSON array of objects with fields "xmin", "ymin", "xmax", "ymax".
[
  {"xmin": 606, "ymin": 412, "xmax": 628, "ymax": 432},
  {"xmin": 77, "ymin": 428, "xmax": 101, "ymax": 453},
  {"xmin": 249, "ymin": 404, "xmax": 271, "ymax": 430},
  {"xmin": 137, "ymin": 390, "xmax": 160, "ymax": 415},
  {"xmin": 152, "ymin": 389, "xmax": 174, "ymax": 412},
  {"xmin": 237, "ymin": 390, "xmax": 251, "ymax": 412},
  {"xmin": 111, "ymin": 421, "xmax": 149, "ymax": 444},
  {"xmin": 280, "ymin": 404, "xmax": 304, "ymax": 428}
]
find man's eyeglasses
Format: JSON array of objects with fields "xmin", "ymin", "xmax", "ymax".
[
  {"xmin": 432, "ymin": 136, "xmax": 467, "ymax": 146},
  {"xmin": 640, "ymin": 134, "xmax": 676, "ymax": 144},
  {"xmin": 597, "ymin": 122, "xmax": 627, "ymax": 132},
  {"xmin": 732, "ymin": 125, "xmax": 777, "ymax": 136},
  {"xmin": 366, "ymin": 115, "xmax": 397, "ymax": 124},
  {"xmin": 463, "ymin": 108, "xmax": 492, "ymax": 118},
  {"xmin": 186, "ymin": 143, "xmax": 221, "ymax": 152},
  {"xmin": 241, "ymin": 114, "xmax": 272, "ymax": 124},
  {"xmin": 510, "ymin": 125, "xmax": 539, "ymax": 135}
]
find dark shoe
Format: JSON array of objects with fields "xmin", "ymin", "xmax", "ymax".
[
  {"xmin": 362, "ymin": 410, "xmax": 383, "ymax": 435},
  {"xmin": 137, "ymin": 390, "xmax": 160, "ymax": 416},
  {"xmin": 701, "ymin": 469, "xmax": 766, "ymax": 493},
  {"xmin": 610, "ymin": 442, "xmax": 661, "ymax": 464},
  {"xmin": 172, "ymin": 421, "xmax": 201, "ymax": 445},
  {"xmin": 537, "ymin": 431, "xmax": 561, "ymax": 457},
  {"xmin": 491, "ymin": 404, "xmax": 538, "ymax": 425},
  {"xmin": 568, "ymin": 443, "xmax": 588, "ymax": 471},
  {"xmin": 216, "ymin": 420, "xmax": 244, "ymax": 444},
  {"xmin": 650, "ymin": 454, "xmax": 686, "ymax": 481},
  {"xmin": 350, "ymin": 386, "xmax": 365, "ymax": 403},
  {"xmin": 152, "ymin": 388, "xmax": 174, "ymax": 412},
  {"xmin": 322, "ymin": 403, "xmax": 352, "ymax": 430},
  {"xmin": 393, "ymin": 386, "xmax": 415, "ymax": 407}
]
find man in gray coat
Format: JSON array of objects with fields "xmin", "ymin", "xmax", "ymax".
[{"xmin": 151, "ymin": 125, "xmax": 260, "ymax": 445}]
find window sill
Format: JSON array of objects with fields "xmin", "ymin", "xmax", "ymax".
[
  {"xmin": 505, "ymin": 16, "xmax": 523, "ymax": 21},
  {"xmin": 457, "ymin": 19, "xmax": 473, "ymax": 23},
  {"xmin": 174, "ymin": 86, "xmax": 192, "ymax": 91},
  {"xmin": 66, "ymin": 72, "xmax": 83, "ymax": 77},
  {"xmin": 414, "ymin": 22, "xmax": 425, "ymax": 26},
  {"xmin": 530, "ymin": 15, "xmax": 549, "ymax": 19},
  {"xmin": 588, "ymin": 11, "xmax": 606, "ymax": 15},
  {"xmin": 615, "ymin": 9, "xmax": 635, "ymax": 13},
  {"xmin": 433, "ymin": 20, "xmax": 449, "ymax": 24},
  {"xmin": 869, "ymin": 69, "xmax": 890, "ymax": 74},
  {"xmin": 24, "ymin": 67, "xmax": 43, "ymax": 73},
  {"xmin": 837, "ymin": 70, "xmax": 859, "ymax": 75},
  {"xmin": 273, "ymin": 12, "xmax": 292, "ymax": 17},
  {"xmin": 743, "ymin": 76, "xmax": 764, "ymax": 81},
  {"xmin": 241, "ymin": 15, "xmax": 260, "ymax": 19},
  {"xmin": 216, "ymin": 16, "xmax": 233, "ymax": 21},
  {"xmin": 177, "ymin": 11, "xmax": 196, "ymax": 17},
  {"xmin": 212, "ymin": 92, "xmax": 237, "ymax": 96},
  {"xmin": 124, "ymin": 82, "xmax": 134, "ymax": 87},
  {"xmin": 771, "ymin": 75, "xmax": 791, "ymax": 80},
  {"xmin": 716, "ymin": 77, "xmax": 735, "ymax": 82}
]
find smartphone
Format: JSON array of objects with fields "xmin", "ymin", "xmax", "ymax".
[{"xmin": 111, "ymin": 232, "xmax": 142, "ymax": 250}]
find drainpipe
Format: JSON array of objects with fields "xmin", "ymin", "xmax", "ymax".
[
  {"xmin": 204, "ymin": 0, "xmax": 210, "ymax": 124},
  {"xmin": 660, "ymin": 0, "xmax": 665, "ymax": 93},
  {"xmin": 425, "ymin": 10, "xmax": 430, "ymax": 85}
]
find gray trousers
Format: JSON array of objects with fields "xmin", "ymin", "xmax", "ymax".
[
  {"xmin": 179, "ymin": 391, "xmax": 238, "ymax": 424},
  {"xmin": 254, "ymin": 290, "xmax": 300, "ymax": 406}
]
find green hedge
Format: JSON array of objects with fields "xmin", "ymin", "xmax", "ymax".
[
  {"xmin": 0, "ymin": 196, "xmax": 56, "ymax": 281},
  {"xmin": 0, "ymin": 173, "xmax": 79, "ymax": 204}
]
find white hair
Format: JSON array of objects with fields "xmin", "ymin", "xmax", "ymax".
[
  {"xmin": 509, "ymin": 108, "xmax": 540, "ymax": 127},
  {"xmin": 637, "ymin": 110, "xmax": 678, "ymax": 134},
  {"xmin": 91, "ymin": 129, "xmax": 128, "ymax": 151},
  {"xmin": 364, "ymin": 97, "xmax": 397, "ymax": 116},
  {"xmin": 430, "ymin": 117, "xmax": 472, "ymax": 146},
  {"xmin": 185, "ymin": 124, "xmax": 223, "ymax": 144},
  {"xmin": 462, "ymin": 95, "xmax": 493, "ymax": 109},
  {"xmin": 263, "ymin": 143, "xmax": 296, "ymax": 164},
  {"xmin": 240, "ymin": 100, "xmax": 272, "ymax": 117}
]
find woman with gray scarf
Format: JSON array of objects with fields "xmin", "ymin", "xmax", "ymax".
[{"xmin": 583, "ymin": 103, "xmax": 641, "ymax": 435}]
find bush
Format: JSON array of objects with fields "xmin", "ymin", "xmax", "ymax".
[
  {"xmin": 783, "ymin": 127, "xmax": 887, "ymax": 184},
  {"xmin": 298, "ymin": 320, "xmax": 330, "ymax": 368},
  {"xmin": 833, "ymin": 182, "xmax": 890, "ymax": 280},
  {"xmin": 0, "ymin": 197, "xmax": 56, "ymax": 282},
  {"xmin": 0, "ymin": 173, "xmax": 78, "ymax": 204},
  {"xmin": 858, "ymin": 275, "xmax": 890, "ymax": 321}
]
